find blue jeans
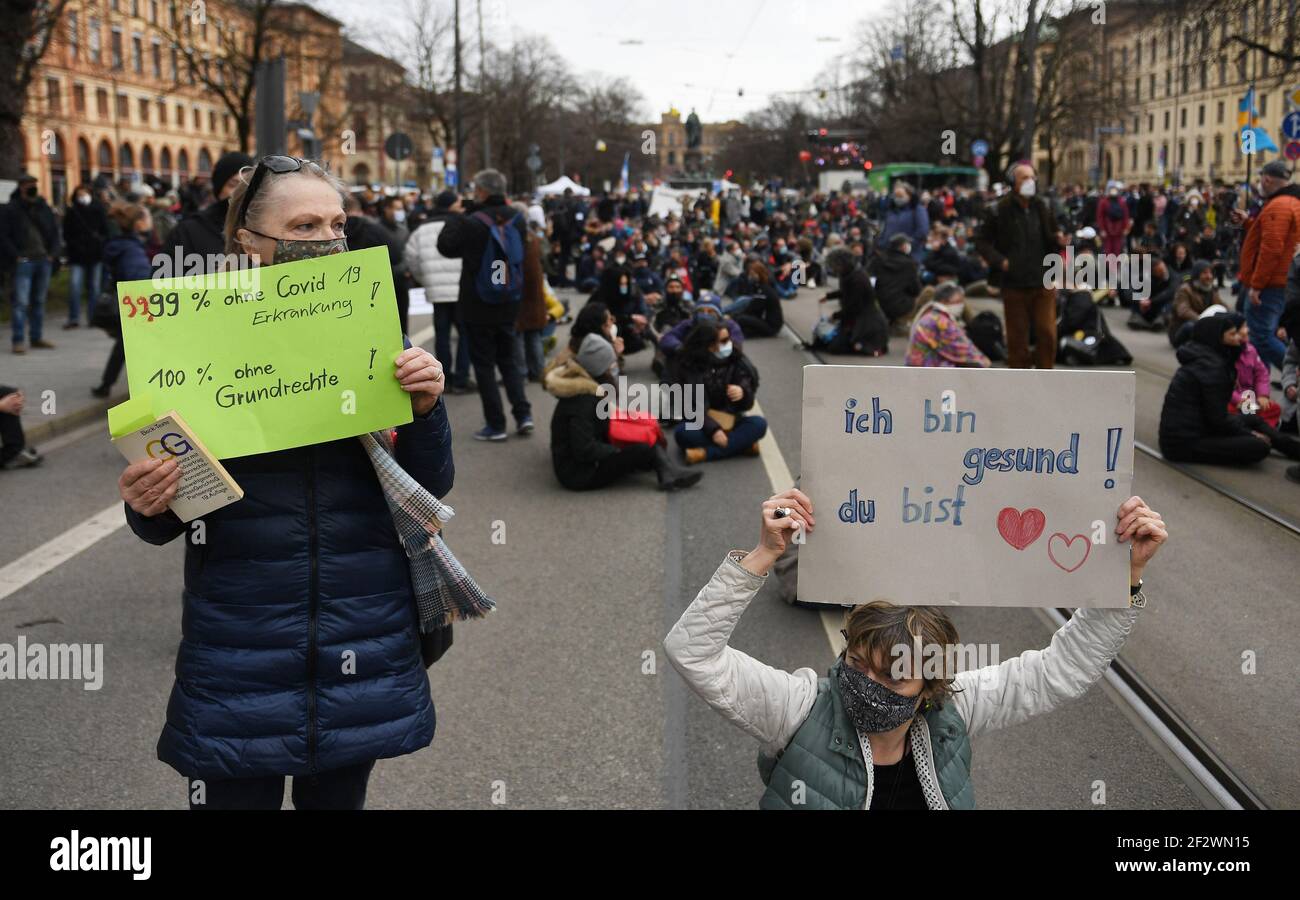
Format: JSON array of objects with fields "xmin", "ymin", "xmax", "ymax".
[
  {"xmin": 722, "ymin": 295, "xmax": 758, "ymax": 316},
  {"xmin": 1246, "ymin": 287, "xmax": 1287, "ymax": 370},
  {"xmin": 514, "ymin": 328, "xmax": 545, "ymax": 379},
  {"xmin": 67, "ymin": 262, "xmax": 103, "ymax": 325},
  {"xmin": 675, "ymin": 414, "xmax": 768, "ymax": 460},
  {"xmin": 433, "ymin": 303, "xmax": 472, "ymax": 387},
  {"xmin": 11, "ymin": 258, "xmax": 52, "ymax": 345}
]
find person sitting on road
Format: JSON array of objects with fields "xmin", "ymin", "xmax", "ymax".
[
  {"xmin": 1158, "ymin": 313, "xmax": 1300, "ymax": 465},
  {"xmin": 869, "ymin": 233, "xmax": 923, "ymax": 335},
  {"xmin": 118, "ymin": 155, "xmax": 454, "ymax": 810},
  {"xmin": 663, "ymin": 488, "xmax": 1167, "ymax": 809},
  {"xmin": 817, "ymin": 247, "xmax": 888, "ymax": 356},
  {"xmin": 672, "ymin": 321, "xmax": 767, "ymax": 465},
  {"xmin": 0, "ymin": 388, "xmax": 42, "ymax": 469},
  {"xmin": 546, "ymin": 332, "xmax": 701, "ymax": 492},
  {"xmin": 723, "ymin": 258, "xmax": 784, "ymax": 338},
  {"xmin": 1128, "ymin": 255, "xmax": 1181, "ymax": 331},
  {"xmin": 1228, "ymin": 318, "xmax": 1283, "ymax": 428},
  {"xmin": 1167, "ymin": 260, "xmax": 1218, "ymax": 346},
  {"xmin": 659, "ymin": 300, "xmax": 744, "ymax": 372},
  {"xmin": 592, "ymin": 265, "xmax": 654, "ymax": 356},
  {"xmin": 906, "ymin": 283, "xmax": 990, "ymax": 368}
]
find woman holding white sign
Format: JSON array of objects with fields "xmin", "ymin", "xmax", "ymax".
[
  {"xmin": 663, "ymin": 489, "xmax": 1167, "ymax": 809},
  {"xmin": 116, "ymin": 156, "xmax": 460, "ymax": 810}
]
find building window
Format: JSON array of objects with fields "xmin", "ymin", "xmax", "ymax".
[
  {"xmin": 1238, "ymin": 54, "xmax": 1247, "ymax": 81},
  {"xmin": 1178, "ymin": 140, "xmax": 1185, "ymax": 167},
  {"xmin": 46, "ymin": 78, "xmax": 60, "ymax": 114},
  {"xmin": 1133, "ymin": 115, "xmax": 1140, "ymax": 135},
  {"xmin": 1260, "ymin": 93, "xmax": 1268, "ymax": 116},
  {"xmin": 1219, "ymin": 56, "xmax": 1226, "ymax": 85},
  {"xmin": 1164, "ymin": 109, "xmax": 1170, "ymax": 129},
  {"xmin": 89, "ymin": 17, "xmax": 102, "ymax": 64},
  {"xmin": 1195, "ymin": 139, "xmax": 1203, "ymax": 166},
  {"xmin": 1180, "ymin": 107, "xmax": 1187, "ymax": 128},
  {"xmin": 1148, "ymin": 113, "xmax": 1155, "ymax": 132},
  {"xmin": 1199, "ymin": 62, "xmax": 1207, "ymax": 90},
  {"xmin": 193, "ymin": 107, "xmax": 201, "ymax": 130},
  {"xmin": 138, "ymin": 97, "xmax": 150, "ymax": 123},
  {"xmin": 111, "ymin": 28, "xmax": 123, "ymax": 70},
  {"xmin": 1181, "ymin": 65, "xmax": 1188, "ymax": 93},
  {"xmin": 1198, "ymin": 104, "xmax": 1205, "ymax": 126},
  {"xmin": 68, "ymin": 12, "xmax": 79, "ymax": 61},
  {"xmin": 1146, "ymin": 144, "xmax": 1153, "ymax": 168},
  {"xmin": 158, "ymin": 100, "xmax": 166, "ymax": 125},
  {"xmin": 171, "ymin": 47, "xmax": 179, "ymax": 82},
  {"xmin": 1214, "ymin": 134, "xmax": 1223, "ymax": 164},
  {"xmin": 132, "ymin": 35, "xmax": 143, "ymax": 73},
  {"xmin": 1135, "ymin": 77, "xmax": 1140, "ymax": 103},
  {"xmin": 1217, "ymin": 100, "xmax": 1225, "ymax": 123},
  {"xmin": 150, "ymin": 0, "xmax": 158, "ymax": 22},
  {"xmin": 152, "ymin": 39, "xmax": 161, "ymax": 78},
  {"xmin": 73, "ymin": 84, "xmax": 85, "ymax": 113},
  {"xmin": 96, "ymin": 88, "xmax": 109, "ymax": 118},
  {"xmin": 1165, "ymin": 69, "xmax": 1171, "ymax": 96},
  {"xmin": 176, "ymin": 103, "xmax": 184, "ymax": 124},
  {"xmin": 1149, "ymin": 73, "xmax": 1156, "ymax": 98},
  {"xmin": 208, "ymin": 110, "xmax": 216, "ymax": 132}
]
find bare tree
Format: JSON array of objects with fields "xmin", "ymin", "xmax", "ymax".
[{"xmin": 2, "ymin": 0, "xmax": 73, "ymax": 179}]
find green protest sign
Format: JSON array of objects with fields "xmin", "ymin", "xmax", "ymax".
[{"xmin": 115, "ymin": 246, "xmax": 412, "ymax": 459}]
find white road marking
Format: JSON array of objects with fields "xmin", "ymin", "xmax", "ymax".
[
  {"xmin": 0, "ymin": 503, "xmax": 127, "ymax": 604},
  {"xmin": 748, "ymin": 399, "xmax": 845, "ymax": 655}
]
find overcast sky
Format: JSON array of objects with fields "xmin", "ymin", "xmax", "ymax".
[{"xmin": 315, "ymin": 0, "xmax": 892, "ymax": 122}]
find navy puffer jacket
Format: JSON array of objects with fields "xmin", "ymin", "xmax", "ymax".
[{"xmin": 126, "ymin": 405, "xmax": 454, "ymax": 779}]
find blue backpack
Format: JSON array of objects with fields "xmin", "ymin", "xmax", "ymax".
[{"xmin": 472, "ymin": 211, "xmax": 525, "ymax": 304}]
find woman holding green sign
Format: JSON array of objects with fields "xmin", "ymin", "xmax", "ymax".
[
  {"xmin": 664, "ymin": 489, "xmax": 1167, "ymax": 809},
  {"xmin": 117, "ymin": 156, "xmax": 461, "ymax": 810}
]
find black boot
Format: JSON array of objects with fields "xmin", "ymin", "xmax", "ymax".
[
  {"xmin": 652, "ymin": 445, "xmax": 702, "ymax": 491},
  {"xmin": 1272, "ymin": 432, "xmax": 1300, "ymax": 461}
]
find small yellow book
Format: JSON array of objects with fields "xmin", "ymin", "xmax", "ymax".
[{"xmin": 109, "ymin": 405, "xmax": 243, "ymax": 522}]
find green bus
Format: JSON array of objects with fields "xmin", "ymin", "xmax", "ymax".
[{"xmin": 866, "ymin": 163, "xmax": 982, "ymax": 194}]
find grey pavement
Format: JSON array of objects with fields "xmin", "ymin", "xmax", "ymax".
[{"xmin": 0, "ymin": 282, "xmax": 1286, "ymax": 809}]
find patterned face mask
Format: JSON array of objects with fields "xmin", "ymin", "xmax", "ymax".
[
  {"xmin": 837, "ymin": 656, "xmax": 919, "ymax": 734},
  {"xmin": 245, "ymin": 229, "xmax": 348, "ymax": 264}
]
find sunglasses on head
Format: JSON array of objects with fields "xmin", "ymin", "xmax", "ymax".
[{"xmin": 235, "ymin": 155, "xmax": 307, "ymax": 228}]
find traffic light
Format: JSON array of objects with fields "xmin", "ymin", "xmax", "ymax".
[{"xmin": 863, "ymin": 160, "xmax": 873, "ymax": 170}]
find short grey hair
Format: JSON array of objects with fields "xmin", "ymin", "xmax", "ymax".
[
  {"xmin": 934, "ymin": 282, "xmax": 965, "ymax": 305},
  {"xmin": 472, "ymin": 169, "xmax": 507, "ymax": 197}
]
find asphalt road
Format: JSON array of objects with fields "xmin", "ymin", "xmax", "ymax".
[{"xmin": 3, "ymin": 284, "xmax": 1285, "ymax": 809}]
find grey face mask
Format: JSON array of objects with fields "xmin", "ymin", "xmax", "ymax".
[
  {"xmin": 837, "ymin": 657, "xmax": 919, "ymax": 733},
  {"xmin": 246, "ymin": 229, "xmax": 348, "ymax": 265}
]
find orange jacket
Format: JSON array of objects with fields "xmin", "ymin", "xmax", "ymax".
[{"xmin": 1239, "ymin": 187, "xmax": 1300, "ymax": 289}]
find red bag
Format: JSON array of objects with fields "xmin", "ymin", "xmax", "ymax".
[{"xmin": 608, "ymin": 408, "xmax": 662, "ymax": 448}]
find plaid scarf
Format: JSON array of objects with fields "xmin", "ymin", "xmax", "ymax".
[{"xmin": 359, "ymin": 430, "xmax": 496, "ymax": 632}]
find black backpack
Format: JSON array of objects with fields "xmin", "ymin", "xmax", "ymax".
[{"xmin": 967, "ymin": 311, "xmax": 1007, "ymax": 361}]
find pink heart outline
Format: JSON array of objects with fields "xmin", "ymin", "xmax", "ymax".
[
  {"xmin": 1047, "ymin": 533, "xmax": 1091, "ymax": 573},
  {"xmin": 997, "ymin": 507, "xmax": 1046, "ymax": 551}
]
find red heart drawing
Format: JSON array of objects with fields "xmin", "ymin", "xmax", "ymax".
[
  {"xmin": 997, "ymin": 507, "xmax": 1046, "ymax": 551},
  {"xmin": 1048, "ymin": 533, "xmax": 1091, "ymax": 573}
]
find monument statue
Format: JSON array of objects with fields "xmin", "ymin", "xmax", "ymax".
[{"xmin": 685, "ymin": 109, "xmax": 703, "ymax": 149}]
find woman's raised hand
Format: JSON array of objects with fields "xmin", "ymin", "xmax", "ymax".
[
  {"xmin": 741, "ymin": 489, "xmax": 815, "ymax": 576},
  {"xmin": 1115, "ymin": 495, "xmax": 1167, "ymax": 583},
  {"xmin": 395, "ymin": 347, "xmax": 444, "ymax": 416}
]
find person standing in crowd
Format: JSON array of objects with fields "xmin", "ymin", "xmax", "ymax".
[
  {"xmin": 377, "ymin": 194, "xmax": 413, "ymax": 334},
  {"xmin": 92, "ymin": 203, "xmax": 155, "ymax": 399},
  {"xmin": 1096, "ymin": 185, "xmax": 1130, "ymax": 257},
  {"xmin": 663, "ymin": 488, "xmax": 1166, "ymax": 809},
  {"xmin": 117, "ymin": 154, "xmax": 454, "ymax": 810},
  {"xmin": 672, "ymin": 321, "xmax": 767, "ymax": 464},
  {"xmin": 437, "ymin": 169, "xmax": 534, "ymax": 441},
  {"xmin": 1234, "ymin": 160, "xmax": 1300, "ymax": 371},
  {"xmin": 880, "ymin": 182, "xmax": 929, "ymax": 261},
  {"xmin": 546, "ymin": 331, "xmax": 701, "ymax": 491},
  {"xmin": 906, "ymin": 282, "xmax": 990, "ymax": 368},
  {"xmin": 1159, "ymin": 313, "xmax": 1300, "ymax": 465},
  {"xmin": 166, "ymin": 152, "xmax": 254, "ymax": 262},
  {"xmin": 0, "ymin": 174, "xmax": 62, "ymax": 353},
  {"xmin": 405, "ymin": 190, "xmax": 474, "ymax": 394},
  {"xmin": 513, "ymin": 201, "xmax": 549, "ymax": 381},
  {"xmin": 975, "ymin": 162, "xmax": 1065, "ymax": 369},
  {"xmin": 0, "ymin": 387, "xmax": 42, "ymax": 469},
  {"xmin": 61, "ymin": 183, "xmax": 111, "ymax": 329}
]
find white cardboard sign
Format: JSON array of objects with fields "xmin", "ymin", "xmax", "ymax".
[{"xmin": 797, "ymin": 366, "xmax": 1136, "ymax": 608}]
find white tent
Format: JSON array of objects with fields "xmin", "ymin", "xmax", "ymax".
[{"xmin": 536, "ymin": 175, "xmax": 590, "ymax": 197}]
